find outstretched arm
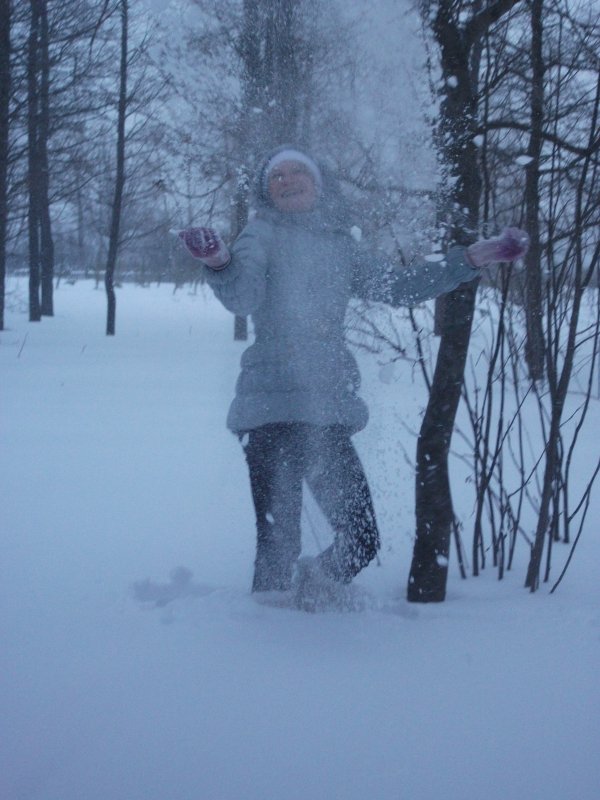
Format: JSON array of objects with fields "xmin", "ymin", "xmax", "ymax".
[
  {"xmin": 352, "ymin": 245, "xmax": 478, "ymax": 307},
  {"xmin": 178, "ymin": 221, "xmax": 271, "ymax": 316},
  {"xmin": 352, "ymin": 228, "xmax": 529, "ymax": 307}
]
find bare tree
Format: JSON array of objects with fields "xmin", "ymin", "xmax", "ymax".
[
  {"xmin": 27, "ymin": 0, "xmax": 41, "ymax": 321},
  {"xmin": 104, "ymin": 0, "xmax": 127, "ymax": 336},
  {"xmin": 522, "ymin": 0, "xmax": 545, "ymax": 381},
  {"xmin": 24, "ymin": 0, "xmax": 55, "ymax": 319},
  {"xmin": 452, "ymin": 0, "xmax": 600, "ymax": 592},
  {"xmin": 10, "ymin": 0, "xmax": 116, "ymax": 316},
  {"xmin": 407, "ymin": 0, "xmax": 521, "ymax": 603},
  {"xmin": 37, "ymin": 0, "xmax": 53, "ymax": 316},
  {"xmin": 525, "ymin": 74, "xmax": 600, "ymax": 589}
]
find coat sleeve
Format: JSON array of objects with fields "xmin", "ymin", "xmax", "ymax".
[
  {"xmin": 200, "ymin": 219, "xmax": 271, "ymax": 316},
  {"xmin": 351, "ymin": 244, "xmax": 480, "ymax": 307}
]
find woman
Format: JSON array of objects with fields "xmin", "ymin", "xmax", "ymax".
[{"xmin": 180, "ymin": 145, "xmax": 528, "ymax": 610}]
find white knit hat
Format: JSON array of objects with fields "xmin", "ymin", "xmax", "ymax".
[{"xmin": 263, "ymin": 149, "xmax": 322, "ymax": 193}]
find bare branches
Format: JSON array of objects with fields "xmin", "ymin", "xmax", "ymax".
[
  {"xmin": 465, "ymin": 0, "xmax": 524, "ymax": 47},
  {"xmin": 479, "ymin": 119, "xmax": 600, "ymax": 158},
  {"xmin": 406, "ymin": 0, "xmax": 600, "ymax": 596}
]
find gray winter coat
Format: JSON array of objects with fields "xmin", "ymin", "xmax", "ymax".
[{"xmin": 204, "ymin": 207, "xmax": 478, "ymax": 434}]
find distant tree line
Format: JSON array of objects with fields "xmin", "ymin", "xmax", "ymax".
[{"xmin": 1, "ymin": 0, "xmax": 181, "ymax": 330}]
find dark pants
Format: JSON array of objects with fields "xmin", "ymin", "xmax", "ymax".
[{"xmin": 241, "ymin": 423, "xmax": 380, "ymax": 592}]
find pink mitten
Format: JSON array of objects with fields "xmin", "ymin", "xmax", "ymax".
[
  {"xmin": 178, "ymin": 227, "xmax": 231, "ymax": 269},
  {"xmin": 467, "ymin": 227, "xmax": 530, "ymax": 267}
]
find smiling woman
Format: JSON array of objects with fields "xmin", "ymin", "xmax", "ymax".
[
  {"xmin": 177, "ymin": 144, "xmax": 528, "ymax": 611},
  {"xmin": 263, "ymin": 148, "xmax": 322, "ymax": 214},
  {"xmin": 267, "ymin": 162, "xmax": 317, "ymax": 213}
]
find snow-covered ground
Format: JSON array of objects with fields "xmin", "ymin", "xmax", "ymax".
[{"xmin": 2, "ymin": 278, "xmax": 599, "ymax": 800}]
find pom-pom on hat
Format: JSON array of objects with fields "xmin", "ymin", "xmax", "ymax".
[{"xmin": 262, "ymin": 148, "xmax": 322, "ymax": 195}]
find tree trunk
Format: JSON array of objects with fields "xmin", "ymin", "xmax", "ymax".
[
  {"xmin": 409, "ymin": 283, "xmax": 478, "ymax": 601},
  {"xmin": 232, "ymin": 181, "xmax": 249, "ymax": 340},
  {"xmin": 524, "ymin": 0, "xmax": 545, "ymax": 381},
  {"xmin": 27, "ymin": 0, "xmax": 41, "ymax": 322},
  {"xmin": 265, "ymin": 0, "xmax": 303, "ymax": 144},
  {"xmin": 38, "ymin": 0, "xmax": 54, "ymax": 317},
  {"xmin": 0, "ymin": 0, "xmax": 10, "ymax": 331},
  {"xmin": 231, "ymin": 0, "xmax": 261, "ymax": 342},
  {"xmin": 105, "ymin": 0, "xmax": 128, "ymax": 336},
  {"xmin": 407, "ymin": 0, "xmax": 519, "ymax": 601}
]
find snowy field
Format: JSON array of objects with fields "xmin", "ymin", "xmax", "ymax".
[{"xmin": 2, "ymin": 277, "xmax": 599, "ymax": 800}]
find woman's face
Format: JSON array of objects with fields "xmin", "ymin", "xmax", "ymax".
[{"xmin": 267, "ymin": 160, "xmax": 317, "ymax": 213}]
